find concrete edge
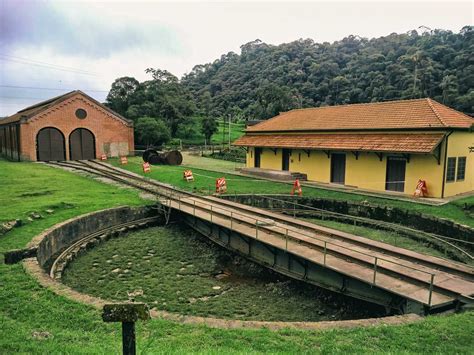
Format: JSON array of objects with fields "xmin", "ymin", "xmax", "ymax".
[
  {"xmin": 21, "ymin": 205, "xmax": 424, "ymax": 331},
  {"xmin": 26, "ymin": 205, "xmax": 131, "ymax": 249}
]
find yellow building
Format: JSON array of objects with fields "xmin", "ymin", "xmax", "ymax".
[{"xmin": 234, "ymin": 98, "xmax": 474, "ymax": 198}]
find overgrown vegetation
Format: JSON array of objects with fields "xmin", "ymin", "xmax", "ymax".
[
  {"xmin": 62, "ymin": 225, "xmax": 382, "ymax": 322},
  {"xmin": 1, "ymin": 159, "xmax": 473, "ymax": 353}
]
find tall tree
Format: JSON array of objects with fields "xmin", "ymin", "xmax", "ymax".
[
  {"xmin": 105, "ymin": 77, "xmax": 140, "ymax": 116},
  {"xmin": 201, "ymin": 116, "xmax": 218, "ymax": 144}
]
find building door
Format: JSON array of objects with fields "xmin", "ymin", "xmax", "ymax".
[
  {"xmin": 282, "ymin": 149, "xmax": 290, "ymax": 171},
  {"xmin": 69, "ymin": 128, "xmax": 95, "ymax": 160},
  {"xmin": 254, "ymin": 147, "xmax": 261, "ymax": 168},
  {"xmin": 385, "ymin": 157, "xmax": 406, "ymax": 192},
  {"xmin": 36, "ymin": 127, "xmax": 66, "ymax": 161},
  {"xmin": 330, "ymin": 153, "xmax": 346, "ymax": 184}
]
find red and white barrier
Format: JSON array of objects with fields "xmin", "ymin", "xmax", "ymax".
[
  {"xmin": 142, "ymin": 162, "xmax": 151, "ymax": 173},
  {"xmin": 216, "ymin": 177, "xmax": 227, "ymax": 194},
  {"xmin": 414, "ymin": 179, "xmax": 428, "ymax": 197},
  {"xmin": 291, "ymin": 178, "xmax": 302, "ymax": 196},
  {"xmin": 183, "ymin": 170, "xmax": 194, "ymax": 182}
]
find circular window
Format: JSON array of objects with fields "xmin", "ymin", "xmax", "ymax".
[{"xmin": 75, "ymin": 108, "xmax": 87, "ymax": 119}]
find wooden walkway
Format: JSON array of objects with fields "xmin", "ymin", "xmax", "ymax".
[{"xmin": 165, "ymin": 194, "xmax": 474, "ymax": 308}]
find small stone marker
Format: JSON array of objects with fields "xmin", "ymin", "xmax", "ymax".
[
  {"xmin": 102, "ymin": 303, "xmax": 150, "ymax": 355},
  {"xmin": 4, "ymin": 247, "xmax": 38, "ymax": 264}
]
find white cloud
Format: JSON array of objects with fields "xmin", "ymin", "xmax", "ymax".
[{"xmin": 0, "ymin": 0, "xmax": 472, "ymax": 116}]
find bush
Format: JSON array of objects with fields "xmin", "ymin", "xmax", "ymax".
[
  {"xmin": 135, "ymin": 117, "xmax": 171, "ymax": 146},
  {"xmin": 204, "ymin": 148, "xmax": 246, "ymax": 162}
]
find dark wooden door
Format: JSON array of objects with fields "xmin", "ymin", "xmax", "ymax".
[
  {"xmin": 385, "ymin": 157, "xmax": 406, "ymax": 192},
  {"xmin": 37, "ymin": 128, "xmax": 66, "ymax": 161},
  {"xmin": 70, "ymin": 128, "xmax": 95, "ymax": 160},
  {"xmin": 254, "ymin": 147, "xmax": 261, "ymax": 168},
  {"xmin": 330, "ymin": 153, "xmax": 346, "ymax": 184},
  {"xmin": 282, "ymin": 149, "xmax": 290, "ymax": 171}
]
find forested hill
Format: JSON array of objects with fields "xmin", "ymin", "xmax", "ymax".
[
  {"xmin": 105, "ymin": 27, "xmax": 473, "ymax": 145},
  {"xmin": 181, "ymin": 27, "xmax": 473, "ymax": 119}
]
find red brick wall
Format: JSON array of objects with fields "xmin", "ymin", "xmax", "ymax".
[{"xmin": 19, "ymin": 93, "xmax": 134, "ymax": 161}]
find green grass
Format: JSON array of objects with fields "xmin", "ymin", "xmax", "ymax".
[
  {"xmin": 62, "ymin": 225, "xmax": 382, "ymax": 322},
  {"xmin": 1, "ymin": 159, "xmax": 473, "ymax": 353},
  {"xmin": 211, "ymin": 120, "xmax": 246, "ymax": 145},
  {"xmin": 112, "ymin": 156, "xmax": 474, "ymax": 227},
  {"xmin": 180, "ymin": 120, "xmax": 246, "ymax": 146}
]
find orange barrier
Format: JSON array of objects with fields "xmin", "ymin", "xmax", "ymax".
[
  {"xmin": 414, "ymin": 179, "xmax": 428, "ymax": 197},
  {"xmin": 100, "ymin": 154, "xmax": 107, "ymax": 161},
  {"xmin": 216, "ymin": 177, "xmax": 227, "ymax": 194},
  {"xmin": 142, "ymin": 162, "xmax": 151, "ymax": 173},
  {"xmin": 183, "ymin": 170, "xmax": 194, "ymax": 182},
  {"xmin": 120, "ymin": 156, "xmax": 128, "ymax": 165},
  {"xmin": 291, "ymin": 179, "xmax": 302, "ymax": 196}
]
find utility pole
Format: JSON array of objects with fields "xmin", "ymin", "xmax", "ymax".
[
  {"xmin": 228, "ymin": 114, "xmax": 231, "ymax": 149},
  {"xmin": 222, "ymin": 115, "xmax": 226, "ymax": 149}
]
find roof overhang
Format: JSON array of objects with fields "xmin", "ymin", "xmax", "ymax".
[{"xmin": 233, "ymin": 133, "xmax": 446, "ymax": 154}]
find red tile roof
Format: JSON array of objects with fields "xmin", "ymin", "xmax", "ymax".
[
  {"xmin": 246, "ymin": 98, "xmax": 473, "ymax": 132},
  {"xmin": 0, "ymin": 90, "xmax": 132, "ymax": 126},
  {"xmin": 233, "ymin": 133, "xmax": 445, "ymax": 154}
]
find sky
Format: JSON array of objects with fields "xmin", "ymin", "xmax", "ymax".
[{"xmin": 0, "ymin": 0, "xmax": 472, "ymax": 116}]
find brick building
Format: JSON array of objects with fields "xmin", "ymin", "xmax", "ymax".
[{"xmin": 0, "ymin": 90, "xmax": 134, "ymax": 161}]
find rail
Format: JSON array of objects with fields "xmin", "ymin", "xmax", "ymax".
[{"xmin": 237, "ymin": 194, "xmax": 474, "ymax": 258}]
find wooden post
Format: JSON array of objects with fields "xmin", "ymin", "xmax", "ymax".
[
  {"xmin": 122, "ymin": 322, "xmax": 136, "ymax": 355},
  {"xmin": 102, "ymin": 303, "xmax": 150, "ymax": 355}
]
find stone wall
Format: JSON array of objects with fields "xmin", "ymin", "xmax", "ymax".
[
  {"xmin": 31, "ymin": 206, "xmax": 158, "ymax": 269},
  {"xmin": 222, "ymin": 194, "xmax": 474, "ymax": 244}
]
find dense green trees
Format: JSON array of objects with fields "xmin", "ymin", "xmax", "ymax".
[
  {"xmin": 182, "ymin": 26, "xmax": 473, "ymax": 119},
  {"xmin": 106, "ymin": 27, "xmax": 473, "ymax": 146},
  {"xmin": 105, "ymin": 69, "xmax": 196, "ymax": 146}
]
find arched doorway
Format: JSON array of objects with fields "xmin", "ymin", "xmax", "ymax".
[
  {"xmin": 36, "ymin": 127, "xmax": 66, "ymax": 161},
  {"xmin": 69, "ymin": 128, "xmax": 95, "ymax": 160}
]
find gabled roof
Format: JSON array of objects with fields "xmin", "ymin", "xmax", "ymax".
[
  {"xmin": 233, "ymin": 133, "xmax": 445, "ymax": 154},
  {"xmin": 246, "ymin": 98, "xmax": 474, "ymax": 132},
  {"xmin": 0, "ymin": 90, "xmax": 132, "ymax": 126}
]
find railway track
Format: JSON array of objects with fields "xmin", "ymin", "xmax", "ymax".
[{"xmin": 46, "ymin": 160, "xmax": 474, "ymax": 310}]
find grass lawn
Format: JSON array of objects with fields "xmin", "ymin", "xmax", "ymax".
[
  {"xmin": 1, "ymin": 159, "xmax": 473, "ymax": 353},
  {"xmin": 180, "ymin": 120, "xmax": 246, "ymax": 146},
  {"xmin": 111, "ymin": 156, "xmax": 474, "ymax": 227}
]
